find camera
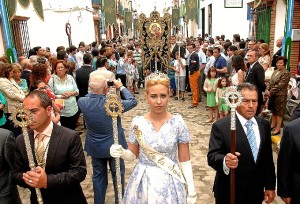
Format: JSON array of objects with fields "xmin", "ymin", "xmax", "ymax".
[{"xmin": 107, "ymin": 81, "xmax": 114, "ymax": 86}]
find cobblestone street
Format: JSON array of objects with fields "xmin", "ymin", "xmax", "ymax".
[{"xmin": 18, "ymin": 89, "xmax": 284, "ymax": 204}]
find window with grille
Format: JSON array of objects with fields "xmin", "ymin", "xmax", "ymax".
[
  {"xmin": 208, "ymin": 4, "xmax": 212, "ymax": 36},
  {"xmin": 11, "ymin": 16, "xmax": 31, "ymax": 58}
]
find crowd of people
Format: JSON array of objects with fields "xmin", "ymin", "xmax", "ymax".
[{"xmin": 0, "ymin": 32, "xmax": 299, "ymax": 204}]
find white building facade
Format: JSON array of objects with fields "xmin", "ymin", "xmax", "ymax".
[
  {"xmin": 198, "ymin": 0, "xmax": 251, "ymax": 40},
  {"xmin": 1, "ymin": 0, "xmax": 97, "ymax": 57}
]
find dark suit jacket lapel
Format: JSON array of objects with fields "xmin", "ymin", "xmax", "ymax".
[
  {"xmin": 236, "ymin": 117, "xmax": 255, "ymax": 162},
  {"xmin": 45, "ymin": 124, "xmax": 62, "ymax": 171}
]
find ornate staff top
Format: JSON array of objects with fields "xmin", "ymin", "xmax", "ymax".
[
  {"xmin": 105, "ymin": 93, "xmax": 123, "ymax": 118},
  {"xmin": 10, "ymin": 103, "xmax": 32, "ymax": 128},
  {"xmin": 224, "ymin": 86, "xmax": 243, "ymax": 130},
  {"xmin": 224, "ymin": 86, "xmax": 243, "ymax": 110}
]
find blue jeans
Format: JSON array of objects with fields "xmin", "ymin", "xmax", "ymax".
[{"xmin": 91, "ymin": 157, "xmax": 125, "ymax": 204}]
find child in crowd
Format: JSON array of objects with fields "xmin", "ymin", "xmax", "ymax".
[
  {"xmin": 144, "ymin": 68, "xmax": 151, "ymax": 77},
  {"xmin": 125, "ymin": 58, "xmax": 135, "ymax": 93},
  {"xmin": 133, "ymin": 43, "xmax": 143, "ymax": 88},
  {"xmin": 204, "ymin": 67, "xmax": 218, "ymax": 123},
  {"xmin": 167, "ymin": 56, "xmax": 176, "ymax": 97},
  {"xmin": 133, "ymin": 59, "xmax": 139, "ymax": 94},
  {"xmin": 174, "ymin": 51, "xmax": 186, "ymax": 101},
  {"xmin": 216, "ymin": 77, "xmax": 230, "ymax": 119}
]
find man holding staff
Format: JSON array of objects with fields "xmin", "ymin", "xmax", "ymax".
[
  {"xmin": 207, "ymin": 83, "xmax": 276, "ymax": 204},
  {"xmin": 78, "ymin": 74, "xmax": 137, "ymax": 204},
  {"xmin": 12, "ymin": 91, "xmax": 87, "ymax": 204}
]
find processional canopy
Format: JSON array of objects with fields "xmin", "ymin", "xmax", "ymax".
[{"xmin": 139, "ymin": 10, "xmax": 171, "ymax": 70}]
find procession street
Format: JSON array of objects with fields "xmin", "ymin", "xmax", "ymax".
[{"xmin": 18, "ymin": 89, "xmax": 284, "ymax": 204}]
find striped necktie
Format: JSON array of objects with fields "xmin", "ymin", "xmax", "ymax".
[
  {"xmin": 36, "ymin": 134, "xmax": 46, "ymax": 167},
  {"xmin": 245, "ymin": 120, "xmax": 258, "ymax": 162}
]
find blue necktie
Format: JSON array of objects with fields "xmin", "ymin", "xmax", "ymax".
[{"xmin": 245, "ymin": 120, "xmax": 258, "ymax": 162}]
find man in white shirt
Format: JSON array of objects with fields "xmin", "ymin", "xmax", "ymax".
[
  {"xmin": 174, "ymin": 51, "xmax": 186, "ymax": 100},
  {"xmin": 75, "ymin": 42, "xmax": 86, "ymax": 70},
  {"xmin": 207, "ymin": 83, "xmax": 275, "ymax": 204},
  {"xmin": 204, "ymin": 47, "xmax": 215, "ymax": 76},
  {"xmin": 195, "ymin": 40, "xmax": 206, "ymax": 102}
]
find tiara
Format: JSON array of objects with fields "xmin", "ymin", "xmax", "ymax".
[{"xmin": 145, "ymin": 72, "xmax": 169, "ymax": 85}]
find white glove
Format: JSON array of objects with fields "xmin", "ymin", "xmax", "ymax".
[
  {"xmin": 110, "ymin": 144, "xmax": 136, "ymax": 161},
  {"xmin": 180, "ymin": 160, "xmax": 197, "ymax": 204},
  {"xmin": 110, "ymin": 144, "xmax": 124, "ymax": 158}
]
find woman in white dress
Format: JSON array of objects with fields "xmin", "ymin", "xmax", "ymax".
[
  {"xmin": 231, "ymin": 55, "xmax": 246, "ymax": 86},
  {"xmin": 110, "ymin": 73, "xmax": 197, "ymax": 204}
]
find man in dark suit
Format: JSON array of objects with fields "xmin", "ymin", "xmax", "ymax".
[
  {"xmin": 277, "ymin": 117, "xmax": 300, "ymax": 204},
  {"xmin": 207, "ymin": 83, "xmax": 276, "ymax": 204},
  {"xmin": 170, "ymin": 35, "xmax": 178, "ymax": 59},
  {"xmin": 75, "ymin": 53, "xmax": 94, "ymax": 98},
  {"xmin": 12, "ymin": 91, "xmax": 87, "ymax": 204},
  {"xmin": 77, "ymin": 74, "xmax": 137, "ymax": 204},
  {"xmin": 271, "ymin": 37, "xmax": 283, "ymax": 68},
  {"xmin": 245, "ymin": 50, "xmax": 266, "ymax": 115},
  {"xmin": 0, "ymin": 128, "xmax": 21, "ymax": 204}
]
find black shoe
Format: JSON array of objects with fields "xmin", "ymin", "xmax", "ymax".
[
  {"xmin": 174, "ymin": 97, "xmax": 179, "ymax": 100},
  {"xmin": 134, "ymin": 92, "xmax": 139, "ymax": 94},
  {"xmin": 188, "ymin": 105, "xmax": 198, "ymax": 109},
  {"xmin": 182, "ymin": 97, "xmax": 185, "ymax": 101}
]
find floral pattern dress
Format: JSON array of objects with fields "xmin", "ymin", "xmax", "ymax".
[{"xmin": 124, "ymin": 114, "xmax": 190, "ymax": 204}]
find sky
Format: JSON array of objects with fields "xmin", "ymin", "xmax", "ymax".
[{"xmin": 132, "ymin": 0, "xmax": 173, "ymax": 16}]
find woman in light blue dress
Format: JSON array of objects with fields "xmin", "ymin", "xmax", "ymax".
[{"xmin": 110, "ymin": 73, "xmax": 197, "ymax": 204}]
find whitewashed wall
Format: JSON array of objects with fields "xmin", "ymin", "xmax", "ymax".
[
  {"xmin": 200, "ymin": 0, "xmax": 250, "ymax": 40},
  {"xmin": 15, "ymin": 0, "xmax": 96, "ymax": 52},
  {"xmin": 0, "ymin": 27, "xmax": 4, "ymax": 56},
  {"xmin": 274, "ymin": 0, "xmax": 286, "ymax": 52}
]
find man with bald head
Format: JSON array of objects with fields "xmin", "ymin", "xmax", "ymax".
[
  {"xmin": 21, "ymin": 59, "xmax": 32, "ymax": 88},
  {"xmin": 271, "ymin": 36, "xmax": 283, "ymax": 68},
  {"xmin": 77, "ymin": 74, "xmax": 137, "ymax": 204}
]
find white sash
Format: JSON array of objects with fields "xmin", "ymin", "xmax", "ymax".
[{"xmin": 133, "ymin": 125, "xmax": 186, "ymax": 183}]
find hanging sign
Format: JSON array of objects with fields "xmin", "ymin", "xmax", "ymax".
[{"xmin": 224, "ymin": 0, "xmax": 243, "ymax": 8}]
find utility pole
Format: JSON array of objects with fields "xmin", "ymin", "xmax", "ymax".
[{"xmin": 282, "ymin": 0, "xmax": 294, "ymax": 70}]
